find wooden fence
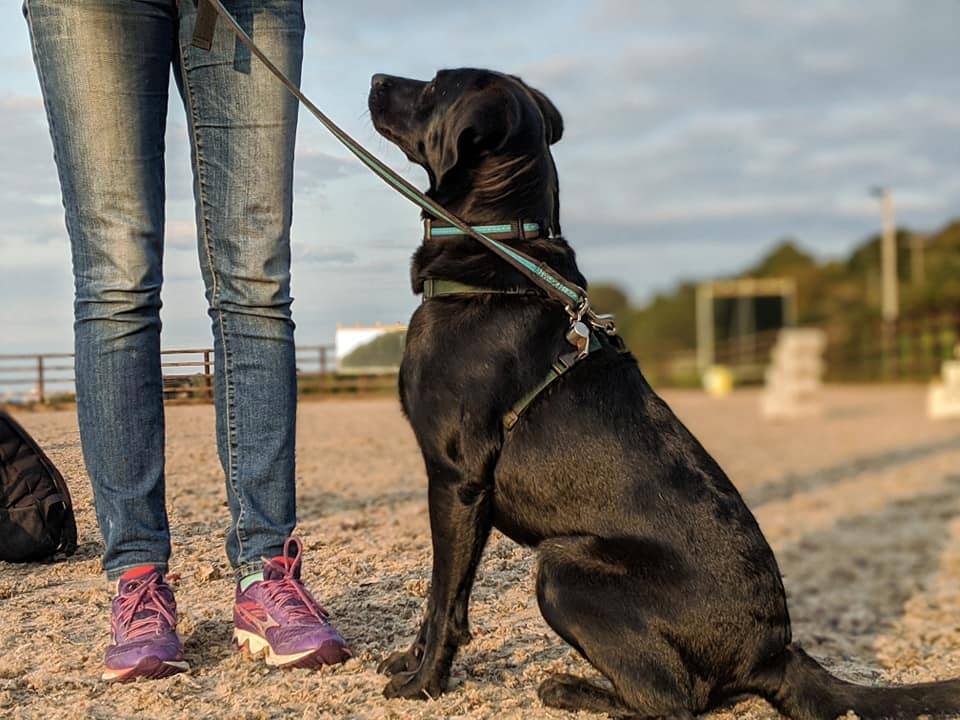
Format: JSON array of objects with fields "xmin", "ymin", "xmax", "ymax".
[
  {"xmin": 636, "ymin": 311, "xmax": 960, "ymax": 388},
  {"xmin": 824, "ymin": 312, "xmax": 960, "ymax": 383},
  {"xmin": 0, "ymin": 344, "xmax": 397, "ymax": 405},
  {"xmin": 6, "ymin": 312, "xmax": 957, "ymax": 402}
]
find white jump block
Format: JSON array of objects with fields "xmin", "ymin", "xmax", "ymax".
[
  {"xmin": 928, "ymin": 359, "xmax": 960, "ymax": 420},
  {"xmin": 943, "ymin": 360, "xmax": 960, "ymax": 387},
  {"xmin": 769, "ymin": 349, "xmax": 825, "ymax": 376},
  {"xmin": 762, "ymin": 328, "xmax": 826, "ymax": 420},
  {"xmin": 773, "ymin": 329, "xmax": 826, "ymax": 352}
]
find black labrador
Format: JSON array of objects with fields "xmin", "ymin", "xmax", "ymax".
[{"xmin": 368, "ymin": 68, "xmax": 960, "ymax": 719}]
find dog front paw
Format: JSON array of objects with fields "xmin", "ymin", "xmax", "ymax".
[
  {"xmin": 449, "ymin": 623, "xmax": 472, "ymax": 647},
  {"xmin": 382, "ymin": 667, "xmax": 447, "ymax": 701},
  {"xmin": 377, "ymin": 644, "xmax": 423, "ymax": 676}
]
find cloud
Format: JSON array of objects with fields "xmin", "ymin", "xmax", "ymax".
[
  {"xmin": 293, "ymin": 246, "xmax": 358, "ymax": 265},
  {"xmin": 0, "ymin": 96, "xmax": 60, "ymax": 202},
  {"xmin": 294, "ymin": 148, "xmax": 363, "ymax": 193},
  {"xmin": 2, "ymin": 0, "xmax": 958, "ymax": 350},
  {"xmin": 796, "ymin": 48, "xmax": 862, "ymax": 76},
  {"xmin": 165, "ymin": 219, "xmax": 196, "ymax": 250}
]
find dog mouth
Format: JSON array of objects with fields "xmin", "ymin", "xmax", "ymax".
[
  {"xmin": 368, "ymin": 78, "xmax": 399, "ymax": 141},
  {"xmin": 368, "ymin": 109, "xmax": 403, "ymax": 151},
  {"xmin": 368, "ymin": 73, "xmax": 401, "ymax": 121},
  {"xmin": 367, "ymin": 87, "xmax": 387, "ymax": 126}
]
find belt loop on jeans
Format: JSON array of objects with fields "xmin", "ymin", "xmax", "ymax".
[{"xmin": 192, "ymin": 0, "xmax": 218, "ymax": 51}]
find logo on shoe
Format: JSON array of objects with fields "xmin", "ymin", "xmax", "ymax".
[{"xmin": 236, "ymin": 601, "xmax": 280, "ymax": 634}]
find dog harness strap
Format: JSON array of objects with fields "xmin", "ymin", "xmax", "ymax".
[
  {"xmin": 503, "ymin": 334, "xmax": 603, "ymax": 431},
  {"xmin": 191, "ymin": 0, "xmax": 218, "ymax": 51},
  {"xmin": 421, "ymin": 277, "xmax": 603, "ymax": 429}
]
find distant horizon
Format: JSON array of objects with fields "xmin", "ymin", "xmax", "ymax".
[
  {"xmin": 4, "ymin": 210, "xmax": 956, "ymax": 357},
  {"xmin": 2, "ymin": 1, "xmax": 958, "ymax": 354}
]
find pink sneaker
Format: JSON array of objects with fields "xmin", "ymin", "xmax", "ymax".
[
  {"xmin": 233, "ymin": 538, "xmax": 351, "ymax": 669},
  {"xmin": 102, "ymin": 566, "xmax": 189, "ymax": 682}
]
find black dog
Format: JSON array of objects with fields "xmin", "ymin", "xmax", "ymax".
[{"xmin": 368, "ymin": 68, "xmax": 960, "ymax": 719}]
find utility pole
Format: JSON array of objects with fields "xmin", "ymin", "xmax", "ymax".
[
  {"xmin": 870, "ymin": 187, "xmax": 898, "ymax": 322},
  {"xmin": 870, "ymin": 187, "xmax": 898, "ymax": 379}
]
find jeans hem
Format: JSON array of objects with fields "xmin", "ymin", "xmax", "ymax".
[{"xmin": 105, "ymin": 560, "xmax": 170, "ymax": 583}]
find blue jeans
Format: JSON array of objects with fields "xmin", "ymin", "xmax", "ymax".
[{"xmin": 24, "ymin": 0, "xmax": 305, "ymax": 580}]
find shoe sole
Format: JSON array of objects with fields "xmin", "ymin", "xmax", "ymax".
[
  {"xmin": 102, "ymin": 656, "xmax": 190, "ymax": 683},
  {"xmin": 234, "ymin": 629, "xmax": 350, "ymax": 669}
]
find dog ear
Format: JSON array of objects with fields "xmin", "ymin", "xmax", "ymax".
[
  {"xmin": 434, "ymin": 90, "xmax": 522, "ymax": 186},
  {"xmin": 507, "ymin": 76, "xmax": 563, "ymax": 145},
  {"xmin": 525, "ymin": 85, "xmax": 563, "ymax": 145}
]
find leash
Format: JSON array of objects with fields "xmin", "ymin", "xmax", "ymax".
[{"xmin": 192, "ymin": 0, "xmax": 617, "ymax": 338}]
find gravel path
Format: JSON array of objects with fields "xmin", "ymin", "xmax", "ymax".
[{"xmin": 3, "ymin": 386, "xmax": 960, "ymax": 719}]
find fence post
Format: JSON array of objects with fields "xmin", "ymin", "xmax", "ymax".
[
  {"xmin": 319, "ymin": 346, "xmax": 327, "ymax": 375},
  {"xmin": 203, "ymin": 350, "xmax": 213, "ymax": 400},
  {"xmin": 881, "ymin": 320, "xmax": 895, "ymax": 381},
  {"xmin": 36, "ymin": 355, "xmax": 45, "ymax": 404},
  {"xmin": 955, "ymin": 313, "xmax": 960, "ymax": 357}
]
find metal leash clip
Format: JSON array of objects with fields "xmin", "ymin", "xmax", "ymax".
[
  {"xmin": 566, "ymin": 321, "xmax": 591, "ymax": 359},
  {"xmin": 587, "ymin": 308, "xmax": 618, "ymax": 336},
  {"xmin": 565, "ymin": 301, "xmax": 593, "ymax": 360}
]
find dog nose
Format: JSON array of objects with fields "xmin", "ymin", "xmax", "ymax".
[{"xmin": 371, "ymin": 74, "xmax": 390, "ymax": 90}]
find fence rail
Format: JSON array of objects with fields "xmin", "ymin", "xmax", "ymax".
[
  {"xmin": 0, "ymin": 344, "xmax": 397, "ymax": 405},
  {"xmin": 641, "ymin": 311, "xmax": 960, "ymax": 388},
  {"xmin": 825, "ymin": 311, "xmax": 960, "ymax": 382},
  {"xmin": 8, "ymin": 312, "xmax": 957, "ymax": 402}
]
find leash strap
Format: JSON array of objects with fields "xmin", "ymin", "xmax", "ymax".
[{"xmin": 195, "ymin": 0, "xmax": 589, "ymax": 312}]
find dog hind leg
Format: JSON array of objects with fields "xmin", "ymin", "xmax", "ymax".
[
  {"xmin": 538, "ymin": 673, "xmax": 636, "ymax": 717},
  {"xmin": 535, "ymin": 536, "xmax": 699, "ymax": 719}
]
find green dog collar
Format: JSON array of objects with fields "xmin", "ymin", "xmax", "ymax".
[{"xmin": 424, "ymin": 220, "xmax": 542, "ymax": 242}]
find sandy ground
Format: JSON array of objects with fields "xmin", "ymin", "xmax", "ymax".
[{"xmin": 3, "ymin": 386, "xmax": 960, "ymax": 719}]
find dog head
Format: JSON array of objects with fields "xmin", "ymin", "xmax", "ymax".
[{"xmin": 369, "ymin": 68, "xmax": 564, "ymax": 231}]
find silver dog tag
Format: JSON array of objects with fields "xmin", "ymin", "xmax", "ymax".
[{"xmin": 566, "ymin": 321, "xmax": 591, "ymax": 359}]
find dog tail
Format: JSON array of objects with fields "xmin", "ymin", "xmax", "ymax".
[{"xmin": 751, "ymin": 643, "xmax": 960, "ymax": 720}]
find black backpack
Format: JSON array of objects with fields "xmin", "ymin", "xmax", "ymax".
[{"xmin": 0, "ymin": 409, "xmax": 78, "ymax": 562}]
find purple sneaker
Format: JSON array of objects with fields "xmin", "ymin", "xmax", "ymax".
[
  {"xmin": 234, "ymin": 537, "xmax": 350, "ymax": 669},
  {"xmin": 102, "ymin": 566, "xmax": 189, "ymax": 682}
]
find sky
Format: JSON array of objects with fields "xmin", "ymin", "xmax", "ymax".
[{"xmin": 2, "ymin": 0, "xmax": 959, "ymax": 353}]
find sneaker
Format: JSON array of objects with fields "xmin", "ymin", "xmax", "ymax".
[
  {"xmin": 233, "ymin": 537, "xmax": 350, "ymax": 668},
  {"xmin": 102, "ymin": 566, "xmax": 189, "ymax": 682}
]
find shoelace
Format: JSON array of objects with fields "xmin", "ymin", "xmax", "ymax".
[
  {"xmin": 115, "ymin": 574, "xmax": 177, "ymax": 641},
  {"xmin": 261, "ymin": 538, "xmax": 330, "ymax": 625}
]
